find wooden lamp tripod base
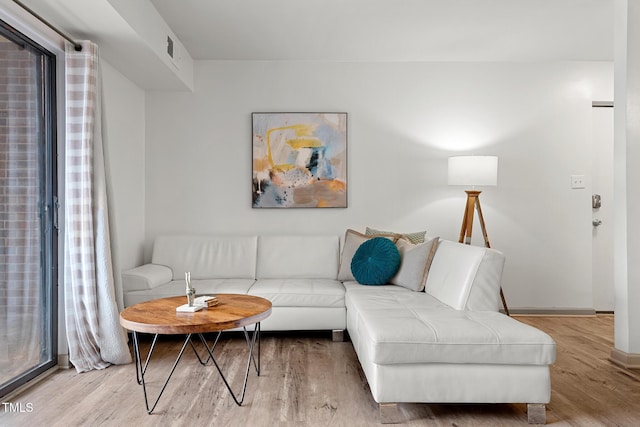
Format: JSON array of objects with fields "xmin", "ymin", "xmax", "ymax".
[{"xmin": 458, "ymin": 190, "xmax": 510, "ymax": 316}]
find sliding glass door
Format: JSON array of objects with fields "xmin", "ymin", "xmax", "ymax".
[{"xmin": 0, "ymin": 20, "xmax": 58, "ymax": 397}]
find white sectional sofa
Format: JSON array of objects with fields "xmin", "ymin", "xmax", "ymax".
[{"xmin": 122, "ymin": 233, "xmax": 556, "ymax": 424}]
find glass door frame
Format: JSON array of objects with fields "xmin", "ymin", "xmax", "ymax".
[{"xmin": 0, "ymin": 19, "xmax": 58, "ymax": 398}]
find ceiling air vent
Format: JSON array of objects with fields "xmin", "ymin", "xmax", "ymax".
[{"xmin": 167, "ymin": 36, "xmax": 174, "ymax": 59}]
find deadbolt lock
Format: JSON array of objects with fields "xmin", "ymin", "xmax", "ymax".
[{"xmin": 592, "ymin": 194, "xmax": 602, "ymax": 209}]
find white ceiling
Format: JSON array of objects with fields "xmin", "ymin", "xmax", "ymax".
[
  {"xmin": 151, "ymin": 0, "xmax": 614, "ymax": 62},
  {"xmin": 4, "ymin": 0, "xmax": 614, "ymax": 90}
]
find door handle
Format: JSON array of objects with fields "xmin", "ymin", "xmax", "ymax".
[{"xmin": 593, "ymin": 219, "xmax": 603, "ymax": 227}]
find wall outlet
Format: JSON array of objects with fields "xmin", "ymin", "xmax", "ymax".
[{"xmin": 571, "ymin": 174, "xmax": 585, "ymax": 189}]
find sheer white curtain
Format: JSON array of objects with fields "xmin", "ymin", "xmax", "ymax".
[{"xmin": 64, "ymin": 41, "xmax": 131, "ymax": 372}]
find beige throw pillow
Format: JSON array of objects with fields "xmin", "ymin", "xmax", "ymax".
[
  {"xmin": 338, "ymin": 229, "xmax": 399, "ymax": 281},
  {"xmin": 390, "ymin": 236, "xmax": 440, "ymax": 291},
  {"xmin": 365, "ymin": 227, "xmax": 426, "ymax": 244}
]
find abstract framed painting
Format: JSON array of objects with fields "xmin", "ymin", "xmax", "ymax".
[{"xmin": 252, "ymin": 112, "xmax": 347, "ymax": 208}]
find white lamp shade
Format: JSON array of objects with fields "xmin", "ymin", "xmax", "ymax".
[{"xmin": 448, "ymin": 156, "xmax": 498, "ymax": 186}]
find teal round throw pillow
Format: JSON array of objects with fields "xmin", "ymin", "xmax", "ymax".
[{"xmin": 351, "ymin": 237, "xmax": 401, "ymax": 285}]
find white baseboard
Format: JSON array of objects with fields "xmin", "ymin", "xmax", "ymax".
[
  {"xmin": 609, "ymin": 348, "xmax": 640, "ymax": 369},
  {"xmin": 505, "ymin": 308, "xmax": 597, "ymax": 316},
  {"xmin": 58, "ymin": 354, "xmax": 70, "ymax": 369}
]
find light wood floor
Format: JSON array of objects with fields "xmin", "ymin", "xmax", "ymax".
[{"xmin": 1, "ymin": 315, "xmax": 639, "ymax": 426}]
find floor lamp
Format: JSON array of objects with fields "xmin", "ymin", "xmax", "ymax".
[{"xmin": 448, "ymin": 155, "xmax": 510, "ymax": 316}]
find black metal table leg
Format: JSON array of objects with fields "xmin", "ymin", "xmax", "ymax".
[
  {"xmin": 189, "ymin": 331, "xmax": 222, "ymax": 366},
  {"xmin": 132, "ymin": 331, "xmax": 193, "ymax": 414},
  {"xmin": 194, "ymin": 322, "xmax": 262, "ymax": 406},
  {"xmin": 244, "ymin": 322, "xmax": 261, "ymax": 374},
  {"xmin": 132, "ymin": 322, "xmax": 262, "ymax": 413}
]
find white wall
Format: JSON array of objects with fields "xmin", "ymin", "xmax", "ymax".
[
  {"xmin": 101, "ymin": 60, "xmax": 146, "ymax": 307},
  {"xmin": 145, "ymin": 60, "xmax": 612, "ymax": 310},
  {"xmin": 614, "ymin": 0, "xmax": 640, "ymax": 357}
]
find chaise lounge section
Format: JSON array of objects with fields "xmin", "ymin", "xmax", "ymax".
[{"xmin": 345, "ymin": 240, "xmax": 556, "ymax": 424}]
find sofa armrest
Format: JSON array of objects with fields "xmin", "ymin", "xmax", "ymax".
[{"xmin": 122, "ymin": 264, "xmax": 173, "ymax": 292}]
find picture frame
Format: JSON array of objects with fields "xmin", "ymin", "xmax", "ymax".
[{"xmin": 252, "ymin": 112, "xmax": 348, "ymax": 208}]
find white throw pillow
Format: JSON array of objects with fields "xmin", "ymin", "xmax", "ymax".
[
  {"xmin": 390, "ymin": 236, "xmax": 440, "ymax": 291},
  {"xmin": 338, "ymin": 229, "xmax": 398, "ymax": 281}
]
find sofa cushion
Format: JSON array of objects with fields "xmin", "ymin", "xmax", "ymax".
[
  {"xmin": 338, "ymin": 229, "xmax": 399, "ymax": 282},
  {"xmin": 424, "ymin": 240, "xmax": 505, "ymax": 311},
  {"xmin": 151, "ymin": 235, "xmax": 258, "ymax": 280},
  {"xmin": 390, "ymin": 237, "xmax": 439, "ymax": 291},
  {"xmin": 256, "ymin": 235, "xmax": 339, "ymax": 279},
  {"xmin": 342, "ymin": 281, "xmax": 409, "ymax": 293},
  {"xmin": 248, "ymin": 279, "xmax": 345, "ymax": 307},
  {"xmin": 351, "ymin": 237, "xmax": 401, "ymax": 285},
  {"xmin": 123, "ymin": 278, "xmax": 256, "ymax": 306},
  {"xmin": 346, "ymin": 288, "xmax": 556, "ymax": 366}
]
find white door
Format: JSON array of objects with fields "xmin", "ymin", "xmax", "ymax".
[{"xmin": 591, "ymin": 104, "xmax": 614, "ymax": 311}]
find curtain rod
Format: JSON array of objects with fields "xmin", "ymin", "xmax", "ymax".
[{"xmin": 12, "ymin": 0, "xmax": 82, "ymax": 51}]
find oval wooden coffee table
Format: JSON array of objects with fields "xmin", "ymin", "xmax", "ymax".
[{"xmin": 120, "ymin": 294, "xmax": 272, "ymax": 414}]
